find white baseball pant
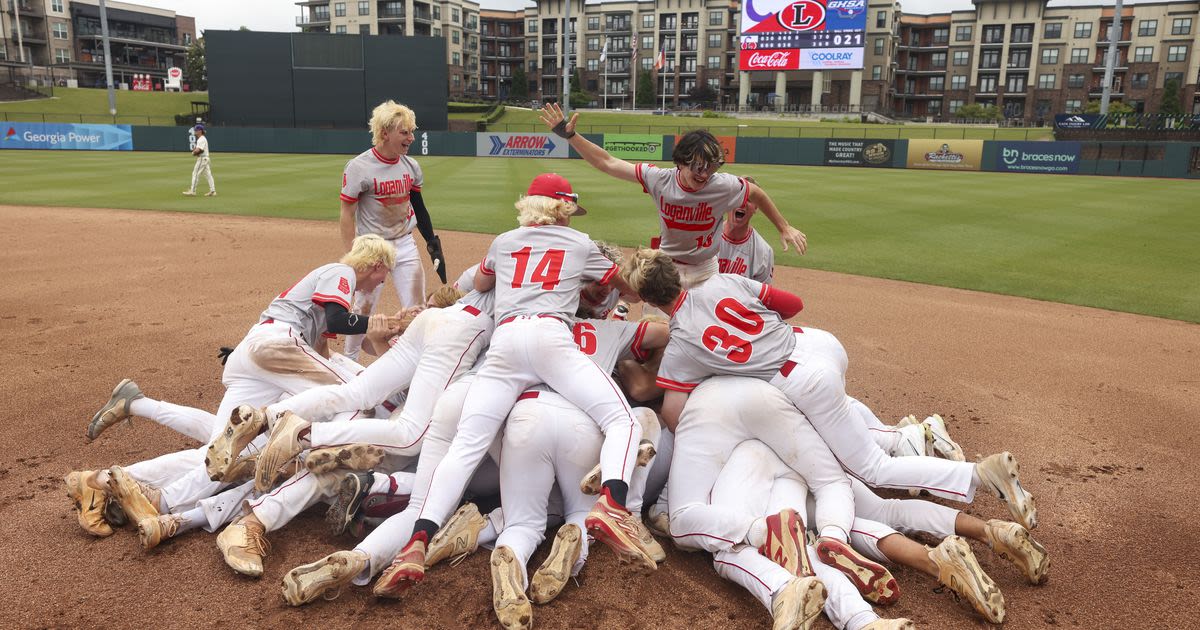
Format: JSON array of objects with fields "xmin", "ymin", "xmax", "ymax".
[
  {"xmin": 416, "ymin": 317, "xmax": 641, "ymax": 528},
  {"xmin": 128, "ymin": 397, "xmax": 219, "ymax": 443},
  {"xmin": 344, "ymin": 233, "xmax": 425, "ymax": 360},
  {"xmin": 189, "ymin": 156, "xmax": 214, "ymax": 193}
]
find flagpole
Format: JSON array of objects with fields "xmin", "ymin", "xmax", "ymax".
[
  {"xmin": 631, "ymin": 46, "xmax": 637, "ymax": 110},
  {"xmin": 603, "ymin": 38, "xmax": 608, "ymax": 110}
]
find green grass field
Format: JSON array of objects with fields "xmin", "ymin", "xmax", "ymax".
[
  {"xmin": 0, "ymin": 87, "xmax": 207, "ymax": 125},
  {"xmin": 2, "ymin": 149, "xmax": 1196, "ymax": 322}
]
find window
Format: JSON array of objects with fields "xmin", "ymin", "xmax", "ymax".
[
  {"xmin": 433, "ymin": 27, "xmax": 441, "ymax": 37},
  {"xmin": 979, "ymin": 74, "xmax": 998, "ymax": 92},
  {"xmin": 929, "ymin": 76, "xmax": 944, "ymax": 91},
  {"xmin": 956, "ymin": 25, "xmax": 972, "ymax": 41},
  {"xmin": 453, "ymin": 74, "xmax": 461, "ymax": 87},
  {"xmin": 1009, "ymin": 49, "xmax": 1029, "ymax": 68},
  {"xmin": 55, "ymin": 48, "xmax": 69, "ymax": 63},
  {"xmin": 982, "ymin": 25, "xmax": 1004, "ymax": 43},
  {"xmin": 874, "ymin": 37, "xmax": 884, "ymax": 55},
  {"xmin": 933, "ymin": 28, "xmax": 949, "ymax": 44},
  {"xmin": 1070, "ymin": 48, "xmax": 1089, "ymax": 64},
  {"xmin": 1067, "ymin": 73, "xmax": 1085, "ymax": 88},
  {"xmin": 931, "ymin": 52, "xmax": 946, "ymax": 68},
  {"xmin": 1011, "ymin": 24, "xmax": 1032, "ymax": 43},
  {"xmin": 683, "ymin": 56, "xmax": 696, "ymax": 72},
  {"xmin": 184, "ymin": 33, "xmax": 191, "ymax": 45},
  {"xmin": 707, "ymin": 77, "xmax": 720, "ymax": 90},
  {"xmin": 1134, "ymin": 46, "xmax": 1153, "ymax": 62},
  {"xmin": 872, "ymin": 65, "xmax": 881, "ymax": 80},
  {"xmin": 452, "ymin": 52, "xmax": 460, "ymax": 65},
  {"xmin": 953, "ymin": 50, "xmax": 969, "ymax": 66},
  {"xmin": 662, "ymin": 35, "xmax": 676, "ymax": 51},
  {"xmin": 951, "ymin": 74, "xmax": 966, "ymax": 89},
  {"xmin": 336, "ymin": 25, "xmax": 347, "ymax": 34},
  {"xmin": 1038, "ymin": 73, "xmax": 1056, "ymax": 89},
  {"xmin": 681, "ymin": 78, "xmax": 695, "ymax": 93},
  {"xmin": 641, "ymin": 35, "xmax": 653, "ymax": 49},
  {"xmin": 876, "ymin": 10, "xmax": 887, "ymax": 29},
  {"xmin": 588, "ymin": 17, "xmax": 599, "ymax": 30},
  {"xmin": 1074, "ymin": 22, "xmax": 1092, "ymax": 39},
  {"xmin": 1168, "ymin": 46, "xmax": 1187, "ymax": 62},
  {"xmin": 587, "ymin": 58, "xmax": 598, "ymax": 71},
  {"xmin": 710, "ymin": 11, "xmax": 723, "ymax": 26},
  {"xmin": 1066, "ymin": 99, "xmax": 1082, "ymax": 112},
  {"xmin": 452, "ymin": 8, "xmax": 460, "ymax": 23},
  {"xmin": 661, "ymin": 14, "xmax": 676, "ymax": 30},
  {"xmin": 664, "ymin": 78, "xmax": 674, "ymax": 92},
  {"xmin": 1044, "ymin": 23, "xmax": 1061, "ymax": 39},
  {"xmin": 1172, "ymin": 18, "xmax": 1192, "ymax": 35},
  {"xmin": 52, "ymin": 23, "xmax": 68, "ymax": 39},
  {"xmin": 433, "ymin": 6, "xmax": 441, "ymax": 20},
  {"xmin": 453, "ymin": 30, "xmax": 460, "ymax": 44},
  {"xmin": 949, "ymin": 99, "xmax": 964, "ymax": 113},
  {"xmin": 981, "ymin": 49, "xmax": 1001, "ymax": 68},
  {"xmin": 707, "ymin": 55, "xmax": 720, "ymax": 68},
  {"xmin": 708, "ymin": 33, "xmax": 721, "ymax": 49},
  {"xmin": 641, "ymin": 57, "xmax": 653, "ymax": 70},
  {"xmin": 929, "ymin": 99, "xmax": 942, "ymax": 113},
  {"xmin": 1131, "ymin": 73, "xmax": 1149, "ymax": 88},
  {"xmin": 1165, "ymin": 71, "xmax": 1184, "ymax": 85},
  {"xmin": 642, "ymin": 14, "xmax": 654, "ymax": 29},
  {"xmin": 359, "ymin": 24, "xmax": 370, "ymax": 35},
  {"xmin": 528, "ymin": 19, "xmax": 537, "ymax": 33},
  {"xmin": 1138, "ymin": 20, "xmax": 1157, "ymax": 37},
  {"xmin": 1006, "ymin": 73, "xmax": 1026, "ymax": 92},
  {"xmin": 587, "ymin": 37, "xmax": 599, "ymax": 51},
  {"xmin": 334, "ymin": 3, "xmax": 345, "ymax": 17},
  {"xmin": 1041, "ymin": 48, "xmax": 1059, "ymax": 64},
  {"xmin": 358, "ymin": 1, "xmax": 369, "ymax": 16},
  {"xmin": 52, "ymin": 0, "xmax": 63, "ymax": 11},
  {"xmin": 529, "ymin": 40, "xmax": 537, "ymax": 53}
]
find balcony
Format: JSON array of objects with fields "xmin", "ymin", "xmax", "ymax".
[
  {"xmin": 606, "ymin": 22, "xmax": 632, "ymax": 34},
  {"xmin": 1088, "ymin": 86, "xmax": 1123, "ymax": 96},
  {"xmin": 10, "ymin": 29, "xmax": 44, "ymax": 43},
  {"xmin": 413, "ymin": 10, "xmax": 432, "ymax": 23},
  {"xmin": 5, "ymin": 1, "xmax": 44, "ymax": 17},
  {"xmin": 1092, "ymin": 64, "xmax": 1128, "ymax": 71},
  {"xmin": 681, "ymin": 20, "xmax": 699, "ymax": 32},
  {"xmin": 297, "ymin": 14, "xmax": 331, "ymax": 25},
  {"xmin": 377, "ymin": 8, "xmax": 405, "ymax": 22}
]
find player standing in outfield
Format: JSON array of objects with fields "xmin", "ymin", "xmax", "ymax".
[
  {"xmin": 340, "ymin": 100, "xmax": 448, "ymax": 359},
  {"xmin": 718, "ymin": 176, "xmax": 775, "ymax": 283},
  {"xmin": 182, "ymin": 124, "xmax": 216, "ymax": 197},
  {"xmin": 539, "ymin": 102, "xmax": 804, "ymax": 289}
]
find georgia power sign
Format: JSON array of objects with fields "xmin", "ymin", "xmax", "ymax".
[{"xmin": 2, "ymin": 123, "xmax": 133, "ymax": 151}]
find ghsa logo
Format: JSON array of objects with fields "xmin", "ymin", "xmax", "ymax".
[{"xmin": 827, "ymin": 0, "xmax": 865, "ymax": 18}]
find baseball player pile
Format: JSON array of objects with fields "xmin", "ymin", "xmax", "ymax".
[{"xmin": 66, "ymin": 101, "xmax": 1048, "ymax": 630}]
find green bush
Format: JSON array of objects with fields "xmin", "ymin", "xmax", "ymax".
[
  {"xmin": 449, "ymin": 102, "xmax": 493, "ymax": 113},
  {"xmin": 701, "ymin": 110, "xmax": 730, "ymax": 119}
]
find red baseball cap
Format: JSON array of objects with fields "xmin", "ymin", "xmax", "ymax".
[{"xmin": 526, "ymin": 173, "xmax": 586, "ymax": 215}]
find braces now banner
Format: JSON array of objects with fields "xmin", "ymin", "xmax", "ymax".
[
  {"xmin": 2, "ymin": 123, "xmax": 133, "ymax": 151},
  {"xmin": 994, "ymin": 141, "xmax": 1081, "ymax": 174}
]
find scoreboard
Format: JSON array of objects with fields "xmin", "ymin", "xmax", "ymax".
[{"xmin": 739, "ymin": 0, "xmax": 868, "ymax": 71}]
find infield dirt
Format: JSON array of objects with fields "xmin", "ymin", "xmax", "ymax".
[{"xmin": 1, "ymin": 205, "xmax": 1197, "ymax": 629}]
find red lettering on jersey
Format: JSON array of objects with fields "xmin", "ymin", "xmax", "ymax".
[
  {"xmin": 338, "ymin": 277, "xmax": 351, "ymax": 294},
  {"xmin": 373, "ymin": 175, "xmax": 415, "ymax": 207},
  {"xmin": 660, "ymin": 201, "xmax": 716, "ymax": 232},
  {"xmin": 719, "ymin": 256, "xmax": 749, "ymax": 276},
  {"xmin": 343, "ymin": 172, "xmax": 347, "ymax": 188}
]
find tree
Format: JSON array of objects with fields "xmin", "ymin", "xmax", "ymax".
[
  {"xmin": 568, "ymin": 67, "xmax": 591, "ymax": 108},
  {"xmin": 954, "ymin": 102, "xmax": 1000, "ymax": 120},
  {"xmin": 636, "ymin": 67, "xmax": 655, "ymax": 107},
  {"xmin": 687, "ymin": 83, "xmax": 718, "ymax": 107},
  {"xmin": 185, "ymin": 37, "xmax": 207, "ymax": 91},
  {"xmin": 1083, "ymin": 99, "xmax": 1134, "ymax": 115},
  {"xmin": 510, "ymin": 66, "xmax": 528, "ymax": 102},
  {"xmin": 1160, "ymin": 77, "xmax": 1183, "ymax": 116}
]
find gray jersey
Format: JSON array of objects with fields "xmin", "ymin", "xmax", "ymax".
[
  {"xmin": 340, "ymin": 147, "xmax": 423, "ymax": 241},
  {"xmin": 530, "ymin": 319, "xmax": 646, "ymax": 394},
  {"xmin": 258, "ymin": 263, "xmax": 356, "ymax": 346},
  {"xmin": 636, "ymin": 164, "xmax": 749, "ymax": 265},
  {"xmin": 656, "ymin": 273, "xmax": 796, "ymax": 392},
  {"xmin": 452, "ymin": 266, "xmax": 496, "ymax": 318},
  {"xmin": 480, "ymin": 225, "xmax": 618, "ymax": 324},
  {"xmin": 718, "ymin": 228, "xmax": 775, "ymax": 284},
  {"xmin": 582, "ymin": 288, "xmax": 621, "ymax": 319}
]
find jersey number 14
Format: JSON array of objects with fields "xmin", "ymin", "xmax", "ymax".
[{"xmin": 510, "ymin": 247, "xmax": 566, "ymax": 290}]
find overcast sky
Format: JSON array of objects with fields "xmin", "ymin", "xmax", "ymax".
[{"xmin": 130, "ymin": 0, "xmax": 1137, "ymax": 34}]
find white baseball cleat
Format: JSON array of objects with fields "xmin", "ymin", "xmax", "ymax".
[
  {"xmin": 138, "ymin": 513, "xmax": 184, "ymax": 551},
  {"xmin": 923, "ymin": 414, "xmax": 965, "ymax": 461},
  {"xmin": 254, "ymin": 411, "xmax": 310, "ymax": 492},
  {"xmin": 206, "ymin": 405, "xmax": 268, "ymax": 482},
  {"xmin": 87, "ymin": 379, "xmax": 144, "ymax": 441},
  {"xmin": 281, "ymin": 550, "xmax": 369, "ymax": 606},
  {"xmin": 985, "ymin": 519, "xmax": 1049, "ymax": 585},
  {"xmin": 770, "ymin": 576, "xmax": 827, "ymax": 630},
  {"xmin": 892, "ymin": 423, "xmax": 928, "ymax": 458},
  {"xmin": 217, "ymin": 515, "xmax": 271, "ymax": 577},
  {"xmin": 976, "ymin": 452, "xmax": 1037, "ymax": 530},
  {"xmin": 181, "ymin": 191, "xmax": 196, "ymax": 196},
  {"xmin": 490, "ymin": 546, "xmax": 533, "ymax": 630},
  {"xmin": 426, "ymin": 503, "xmax": 488, "ymax": 568},
  {"xmin": 929, "ymin": 535, "xmax": 1005, "ymax": 623},
  {"xmin": 530, "ymin": 523, "xmax": 582, "ymax": 604}
]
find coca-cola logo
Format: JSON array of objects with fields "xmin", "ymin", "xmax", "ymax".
[{"xmin": 746, "ymin": 51, "xmax": 795, "ymax": 68}]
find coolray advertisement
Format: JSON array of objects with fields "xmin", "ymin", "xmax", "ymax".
[
  {"xmin": 823, "ymin": 138, "xmax": 894, "ymax": 167},
  {"xmin": 603, "ymin": 134, "xmax": 665, "ymax": 160},
  {"xmin": 739, "ymin": 0, "xmax": 867, "ymax": 71},
  {"xmin": 1, "ymin": 123, "xmax": 133, "ymax": 151},
  {"xmin": 475, "ymin": 133, "xmax": 569, "ymax": 158},
  {"xmin": 994, "ymin": 141, "xmax": 1081, "ymax": 174}
]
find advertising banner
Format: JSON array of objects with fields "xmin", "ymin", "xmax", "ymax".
[
  {"xmin": 2, "ymin": 123, "xmax": 133, "ymax": 151},
  {"xmin": 166, "ymin": 67, "xmax": 183, "ymax": 90},
  {"xmin": 739, "ymin": 0, "xmax": 867, "ymax": 71},
  {"xmin": 994, "ymin": 141, "xmax": 1081, "ymax": 174},
  {"xmin": 905, "ymin": 139, "xmax": 983, "ymax": 171},
  {"xmin": 1054, "ymin": 114, "xmax": 1099, "ymax": 130},
  {"xmin": 823, "ymin": 138, "xmax": 894, "ymax": 167},
  {"xmin": 603, "ymin": 134, "xmax": 665, "ymax": 160},
  {"xmin": 675, "ymin": 134, "xmax": 737, "ymax": 163},
  {"xmin": 476, "ymin": 132, "xmax": 568, "ymax": 158}
]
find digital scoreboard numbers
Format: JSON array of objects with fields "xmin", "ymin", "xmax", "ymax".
[{"xmin": 739, "ymin": 0, "xmax": 867, "ymax": 71}]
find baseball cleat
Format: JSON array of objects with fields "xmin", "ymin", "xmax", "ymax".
[
  {"xmin": 634, "ymin": 516, "xmax": 667, "ymax": 563},
  {"xmin": 636, "ymin": 439, "xmax": 657, "ymax": 465},
  {"xmin": 491, "ymin": 546, "xmax": 533, "ymax": 630},
  {"xmin": 976, "ymin": 452, "xmax": 1037, "ymax": 530},
  {"xmin": 985, "ymin": 519, "xmax": 1049, "ymax": 585},
  {"xmin": 584, "ymin": 489, "xmax": 657, "ymax": 573},
  {"xmin": 930, "ymin": 535, "xmax": 1005, "ymax": 623},
  {"xmin": 254, "ymin": 411, "xmax": 310, "ymax": 492},
  {"xmin": 217, "ymin": 516, "xmax": 271, "ymax": 577},
  {"xmin": 182, "ymin": 191, "xmax": 196, "ymax": 196},
  {"xmin": 281, "ymin": 550, "xmax": 369, "ymax": 606},
  {"xmin": 426, "ymin": 503, "xmax": 488, "ymax": 568},
  {"xmin": 530, "ymin": 523, "xmax": 582, "ymax": 604},
  {"xmin": 206, "ymin": 404, "xmax": 267, "ymax": 482},
  {"xmin": 759, "ymin": 509, "xmax": 814, "ymax": 578},
  {"xmin": 106, "ymin": 465, "xmax": 161, "ymax": 524},
  {"xmin": 224, "ymin": 454, "xmax": 257, "ymax": 483},
  {"xmin": 815, "ymin": 537, "xmax": 900, "ymax": 605},
  {"xmin": 305, "ymin": 443, "xmax": 386, "ymax": 475},
  {"xmin": 861, "ymin": 619, "xmax": 916, "ymax": 630},
  {"xmin": 87, "ymin": 379, "xmax": 144, "ymax": 441},
  {"xmin": 205, "ymin": 191, "xmax": 218, "ymax": 197},
  {"xmin": 891, "ymin": 423, "xmax": 928, "ymax": 458},
  {"xmin": 646, "ymin": 508, "xmax": 671, "ymax": 539},
  {"xmin": 372, "ymin": 534, "xmax": 428, "ymax": 599},
  {"xmin": 924, "ymin": 414, "xmax": 965, "ymax": 461},
  {"xmin": 770, "ymin": 575, "xmax": 827, "ymax": 630},
  {"xmin": 138, "ymin": 513, "xmax": 184, "ymax": 551},
  {"xmin": 64, "ymin": 470, "xmax": 114, "ymax": 537},
  {"xmin": 325, "ymin": 471, "xmax": 373, "ymax": 536},
  {"xmin": 579, "ymin": 463, "xmax": 602, "ymax": 495}
]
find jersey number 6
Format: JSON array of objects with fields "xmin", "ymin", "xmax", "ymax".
[
  {"xmin": 511, "ymin": 247, "xmax": 566, "ymax": 290},
  {"xmin": 702, "ymin": 298, "xmax": 764, "ymax": 364}
]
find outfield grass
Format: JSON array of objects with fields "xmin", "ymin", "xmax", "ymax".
[
  {"xmin": 1, "ymin": 150, "xmax": 1196, "ymax": 322},
  {"xmin": 487, "ymin": 108, "xmax": 1055, "ymax": 141},
  {"xmin": 0, "ymin": 87, "xmax": 207, "ymax": 125}
]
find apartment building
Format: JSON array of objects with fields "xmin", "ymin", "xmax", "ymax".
[
  {"xmin": 0, "ymin": 0, "xmax": 194, "ymax": 87},
  {"xmin": 296, "ymin": 0, "xmax": 481, "ymax": 99}
]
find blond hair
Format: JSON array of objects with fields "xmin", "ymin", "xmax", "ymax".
[
  {"xmin": 341, "ymin": 234, "xmax": 396, "ymax": 272},
  {"xmin": 369, "ymin": 100, "xmax": 417, "ymax": 146},
  {"xmin": 594, "ymin": 240, "xmax": 623, "ymax": 265},
  {"xmin": 621, "ymin": 248, "xmax": 681, "ymax": 308},
  {"xmin": 515, "ymin": 195, "xmax": 574, "ymax": 227},
  {"xmin": 426, "ymin": 285, "xmax": 465, "ymax": 308}
]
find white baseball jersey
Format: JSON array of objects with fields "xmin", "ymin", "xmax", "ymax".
[
  {"xmin": 718, "ymin": 228, "xmax": 774, "ymax": 284},
  {"xmin": 258, "ymin": 263, "xmax": 356, "ymax": 347},
  {"xmin": 194, "ymin": 135, "xmax": 209, "ymax": 158},
  {"xmin": 479, "ymin": 225, "xmax": 618, "ymax": 324},
  {"xmin": 453, "ymin": 266, "xmax": 497, "ymax": 318},
  {"xmin": 635, "ymin": 164, "xmax": 749, "ymax": 265},
  {"xmin": 340, "ymin": 147, "xmax": 424, "ymax": 241},
  {"xmin": 656, "ymin": 274, "xmax": 796, "ymax": 392}
]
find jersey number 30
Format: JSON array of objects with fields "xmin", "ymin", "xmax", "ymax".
[
  {"xmin": 702, "ymin": 298, "xmax": 763, "ymax": 364},
  {"xmin": 511, "ymin": 247, "xmax": 566, "ymax": 290}
]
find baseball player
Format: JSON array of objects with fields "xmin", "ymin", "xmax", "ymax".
[
  {"xmin": 539, "ymin": 102, "xmax": 805, "ymax": 289},
  {"xmin": 623, "ymin": 248, "xmax": 1039, "ymax": 533},
  {"xmin": 182, "ymin": 124, "xmax": 215, "ymax": 197},
  {"xmin": 718, "ymin": 176, "xmax": 775, "ymax": 283},
  {"xmin": 340, "ymin": 100, "xmax": 447, "ymax": 360}
]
